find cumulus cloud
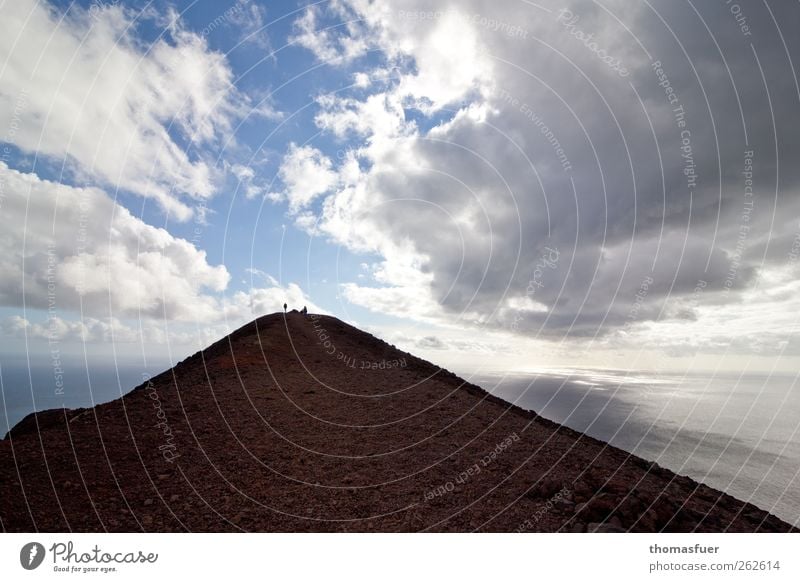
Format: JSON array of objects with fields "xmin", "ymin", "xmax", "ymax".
[
  {"xmin": 2, "ymin": 314, "xmax": 157, "ymax": 344},
  {"xmin": 0, "ymin": 163, "xmax": 319, "ymax": 329},
  {"xmin": 1, "ymin": 279, "xmax": 321, "ymax": 347},
  {"xmin": 0, "ymin": 0, "xmax": 257, "ymax": 220},
  {"xmin": 0, "ymin": 1, "xmax": 319, "ymax": 350},
  {"xmin": 0, "ymin": 162, "xmax": 227, "ymax": 320},
  {"xmin": 278, "ymin": 143, "xmax": 339, "ymax": 211},
  {"xmin": 394, "ymin": 10, "xmax": 493, "ymax": 111},
  {"xmin": 281, "ymin": 0, "xmax": 800, "ymax": 356}
]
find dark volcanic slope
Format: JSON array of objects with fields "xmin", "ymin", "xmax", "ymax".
[{"xmin": 0, "ymin": 312, "xmax": 794, "ymax": 532}]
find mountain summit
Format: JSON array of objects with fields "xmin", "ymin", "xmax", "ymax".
[{"xmin": 0, "ymin": 312, "xmax": 793, "ymax": 532}]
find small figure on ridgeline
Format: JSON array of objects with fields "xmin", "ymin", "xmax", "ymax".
[
  {"xmin": 283, "ymin": 302, "xmax": 287, "ymax": 313},
  {"xmin": 301, "ymin": 306, "xmax": 308, "ymax": 316}
]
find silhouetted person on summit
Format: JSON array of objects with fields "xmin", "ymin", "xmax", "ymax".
[
  {"xmin": 283, "ymin": 303, "xmax": 287, "ymax": 313},
  {"xmin": 301, "ymin": 306, "xmax": 307, "ymax": 316}
]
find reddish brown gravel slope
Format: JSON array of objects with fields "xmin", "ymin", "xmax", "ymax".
[{"xmin": 0, "ymin": 312, "xmax": 794, "ymax": 532}]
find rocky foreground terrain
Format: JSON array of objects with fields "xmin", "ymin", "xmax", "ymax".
[{"xmin": 0, "ymin": 312, "xmax": 794, "ymax": 532}]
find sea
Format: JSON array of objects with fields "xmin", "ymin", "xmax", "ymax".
[
  {"xmin": 2, "ymin": 359, "xmax": 798, "ymax": 526},
  {"xmin": 472, "ymin": 369, "xmax": 800, "ymax": 526},
  {"xmin": 0, "ymin": 359, "xmax": 171, "ymax": 438}
]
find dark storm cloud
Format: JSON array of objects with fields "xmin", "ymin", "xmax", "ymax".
[{"xmin": 304, "ymin": 0, "xmax": 800, "ymax": 339}]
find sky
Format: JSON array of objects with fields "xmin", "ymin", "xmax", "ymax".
[{"xmin": 1, "ymin": 0, "xmax": 800, "ymax": 381}]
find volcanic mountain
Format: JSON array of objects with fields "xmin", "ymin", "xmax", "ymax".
[{"xmin": 0, "ymin": 312, "xmax": 794, "ymax": 532}]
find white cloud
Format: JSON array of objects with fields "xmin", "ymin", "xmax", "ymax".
[
  {"xmin": 353, "ymin": 72, "xmax": 371, "ymax": 88},
  {"xmin": 0, "ymin": 163, "xmax": 322, "ymax": 329},
  {"xmin": 504, "ymin": 296, "xmax": 549, "ymax": 313},
  {"xmin": 229, "ymin": 163, "xmax": 264, "ymax": 199},
  {"xmin": 245, "ymin": 268, "xmax": 280, "ymax": 287},
  {"xmin": 0, "ymin": 0, "xmax": 254, "ymax": 220},
  {"xmin": 225, "ymin": 282, "xmax": 318, "ymax": 319},
  {"xmin": 2, "ymin": 314, "xmax": 158, "ymax": 344},
  {"xmin": 230, "ymin": 163, "xmax": 255, "ymax": 182},
  {"xmin": 282, "ymin": 0, "xmax": 800, "ymax": 367},
  {"xmin": 225, "ymin": 0, "xmax": 274, "ymax": 51},
  {"xmin": 341, "ymin": 281, "xmax": 440, "ymax": 323},
  {"xmin": 289, "ymin": 3, "xmax": 372, "ymax": 65},
  {"xmin": 315, "ymin": 92, "xmax": 408, "ymax": 139},
  {"xmin": 0, "ymin": 162, "xmax": 227, "ymax": 320},
  {"xmin": 278, "ymin": 143, "xmax": 338, "ymax": 212},
  {"xmin": 2, "ymin": 277, "xmax": 323, "ymax": 347},
  {"xmin": 293, "ymin": 2, "xmax": 492, "ymax": 111},
  {"xmin": 395, "ymin": 10, "xmax": 493, "ymax": 111}
]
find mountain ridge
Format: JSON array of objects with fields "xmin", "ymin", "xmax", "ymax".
[{"xmin": 0, "ymin": 312, "xmax": 794, "ymax": 532}]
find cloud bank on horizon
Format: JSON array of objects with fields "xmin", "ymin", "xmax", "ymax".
[{"xmin": 1, "ymin": 0, "xmax": 799, "ymax": 372}]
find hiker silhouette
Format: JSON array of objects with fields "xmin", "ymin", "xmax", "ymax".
[{"xmin": 283, "ymin": 303, "xmax": 287, "ymax": 313}]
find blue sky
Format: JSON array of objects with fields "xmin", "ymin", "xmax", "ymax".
[
  {"xmin": 2, "ymin": 0, "xmax": 800, "ymax": 380},
  {"xmin": 11, "ymin": 0, "xmax": 367, "ymax": 300}
]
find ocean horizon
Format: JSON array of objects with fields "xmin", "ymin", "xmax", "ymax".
[
  {"xmin": 0, "ymin": 360, "xmax": 172, "ymax": 438},
  {"xmin": 4, "ymin": 358, "xmax": 797, "ymax": 527},
  {"xmin": 474, "ymin": 368, "xmax": 800, "ymax": 527}
]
